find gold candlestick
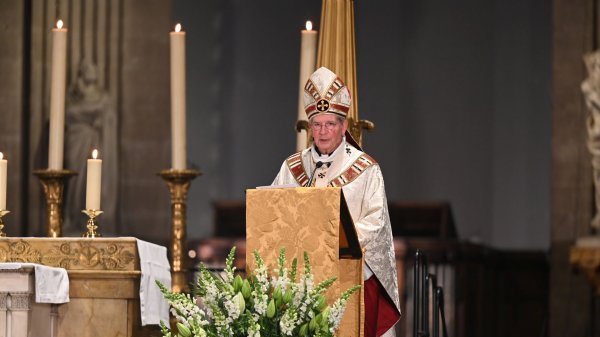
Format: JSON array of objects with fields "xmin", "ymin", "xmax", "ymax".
[
  {"xmin": 159, "ymin": 169, "xmax": 201, "ymax": 293},
  {"xmin": 33, "ymin": 169, "xmax": 77, "ymax": 237},
  {"xmin": 82, "ymin": 209, "xmax": 103, "ymax": 238},
  {"xmin": 0, "ymin": 210, "xmax": 10, "ymax": 237}
]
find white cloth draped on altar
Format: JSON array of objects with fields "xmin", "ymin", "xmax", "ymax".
[
  {"xmin": 137, "ymin": 239, "xmax": 171, "ymax": 325},
  {"xmin": 0, "ymin": 263, "xmax": 69, "ymax": 303}
]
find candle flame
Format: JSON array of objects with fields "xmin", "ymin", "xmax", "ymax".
[
  {"xmin": 0, "ymin": 152, "xmax": 3, "ymax": 160},
  {"xmin": 57, "ymin": 20, "xmax": 64, "ymax": 29},
  {"xmin": 92, "ymin": 149, "xmax": 98, "ymax": 159},
  {"xmin": 175, "ymin": 23, "xmax": 182, "ymax": 32},
  {"xmin": 306, "ymin": 21, "xmax": 313, "ymax": 31}
]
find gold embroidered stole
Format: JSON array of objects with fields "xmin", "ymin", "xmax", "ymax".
[
  {"xmin": 285, "ymin": 152, "xmax": 309, "ymax": 187},
  {"xmin": 328, "ymin": 153, "xmax": 377, "ymax": 187},
  {"xmin": 285, "ymin": 152, "xmax": 377, "ymax": 187}
]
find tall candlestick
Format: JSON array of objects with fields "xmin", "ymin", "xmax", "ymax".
[
  {"xmin": 170, "ymin": 23, "xmax": 187, "ymax": 170},
  {"xmin": 48, "ymin": 20, "xmax": 68, "ymax": 170},
  {"xmin": 0, "ymin": 152, "xmax": 6, "ymax": 210},
  {"xmin": 86, "ymin": 149, "xmax": 102, "ymax": 210},
  {"xmin": 297, "ymin": 20, "xmax": 318, "ymax": 151}
]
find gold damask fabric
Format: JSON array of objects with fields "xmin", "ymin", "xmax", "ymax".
[
  {"xmin": 246, "ymin": 188, "xmax": 341, "ymax": 284},
  {"xmin": 246, "ymin": 187, "xmax": 362, "ymax": 337},
  {"xmin": 339, "ymin": 258, "xmax": 364, "ymax": 337}
]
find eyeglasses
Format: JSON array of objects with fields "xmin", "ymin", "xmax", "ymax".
[{"xmin": 310, "ymin": 121, "xmax": 339, "ymax": 131}]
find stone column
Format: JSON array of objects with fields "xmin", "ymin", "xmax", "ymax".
[
  {"xmin": 551, "ymin": 0, "xmax": 599, "ymax": 336},
  {"xmin": 0, "ymin": 292, "xmax": 7, "ymax": 337},
  {"xmin": 8, "ymin": 292, "xmax": 32, "ymax": 337}
]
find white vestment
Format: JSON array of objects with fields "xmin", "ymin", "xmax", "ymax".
[{"xmin": 272, "ymin": 140, "xmax": 402, "ymax": 327}]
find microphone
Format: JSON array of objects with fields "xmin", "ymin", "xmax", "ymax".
[{"xmin": 307, "ymin": 161, "xmax": 324, "ymax": 187}]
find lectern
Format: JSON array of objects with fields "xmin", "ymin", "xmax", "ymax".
[{"xmin": 246, "ymin": 187, "xmax": 364, "ymax": 337}]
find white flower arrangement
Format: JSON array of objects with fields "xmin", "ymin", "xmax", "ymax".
[{"xmin": 157, "ymin": 247, "xmax": 360, "ymax": 337}]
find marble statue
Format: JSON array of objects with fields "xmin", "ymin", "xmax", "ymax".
[
  {"xmin": 64, "ymin": 60, "xmax": 118, "ymax": 235},
  {"xmin": 582, "ymin": 50, "xmax": 600, "ymax": 230}
]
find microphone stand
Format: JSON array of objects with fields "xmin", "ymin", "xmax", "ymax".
[{"xmin": 306, "ymin": 161, "xmax": 324, "ymax": 187}]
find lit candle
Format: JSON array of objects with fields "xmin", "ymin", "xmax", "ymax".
[
  {"xmin": 48, "ymin": 19, "xmax": 68, "ymax": 170},
  {"xmin": 297, "ymin": 20, "xmax": 318, "ymax": 151},
  {"xmin": 86, "ymin": 149, "xmax": 102, "ymax": 211},
  {"xmin": 170, "ymin": 23, "xmax": 187, "ymax": 170},
  {"xmin": 0, "ymin": 152, "xmax": 6, "ymax": 210}
]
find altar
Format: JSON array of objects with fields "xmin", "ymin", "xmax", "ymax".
[{"xmin": 0, "ymin": 237, "xmax": 169, "ymax": 337}]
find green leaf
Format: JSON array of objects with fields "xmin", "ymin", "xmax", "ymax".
[
  {"xmin": 299, "ymin": 323, "xmax": 309, "ymax": 337},
  {"xmin": 234, "ymin": 292, "xmax": 246, "ymax": 312},
  {"xmin": 273, "ymin": 286, "xmax": 283, "ymax": 302},
  {"xmin": 176, "ymin": 323, "xmax": 191, "ymax": 337},
  {"xmin": 267, "ymin": 299, "xmax": 276, "ymax": 318},
  {"xmin": 315, "ymin": 312, "xmax": 323, "ymax": 325},
  {"xmin": 233, "ymin": 275, "xmax": 243, "ymax": 292},
  {"xmin": 316, "ymin": 295, "xmax": 327, "ymax": 311},
  {"xmin": 283, "ymin": 289, "xmax": 293, "ymax": 304},
  {"xmin": 309, "ymin": 317, "xmax": 318, "ymax": 332},
  {"xmin": 242, "ymin": 279, "xmax": 252, "ymax": 299},
  {"xmin": 320, "ymin": 314, "xmax": 330, "ymax": 331}
]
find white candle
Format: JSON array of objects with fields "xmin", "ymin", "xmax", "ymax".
[
  {"xmin": 170, "ymin": 23, "xmax": 187, "ymax": 170},
  {"xmin": 86, "ymin": 149, "xmax": 102, "ymax": 210},
  {"xmin": 297, "ymin": 20, "xmax": 318, "ymax": 151},
  {"xmin": 0, "ymin": 153, "xmax": 6, "ymax": 210},
  {"xmin": 48, "ymin": 20, "xmax": 68, "ymax": 170}
]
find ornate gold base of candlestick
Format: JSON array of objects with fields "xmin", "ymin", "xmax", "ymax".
[
  {"xmin": 82, "ymin": 209, "xmax": 103, "ymax": 238},
  {"xmin": 159, "ymin": 169, "xmax": 201, "ymax": 293},
  {"xmin": 570, "ymin": 236, "xmax": 600, "ymax": 294},
  {"xmin": 0, "ymin": 210, "xmax": 10, "ymax": 237},
  {"xmin": 33, "ymin": 169, "xmax": 77, "ymax": 237}
]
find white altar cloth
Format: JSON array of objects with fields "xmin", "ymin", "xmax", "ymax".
[
  {"xmin": 137, "ymin": 239, "xmax": 171, "ymax": 325},
  {"xmin": 0, "ymin": 263, "xmax": 69, "ymax": 303}
]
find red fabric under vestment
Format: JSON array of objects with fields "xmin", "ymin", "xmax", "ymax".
[{"xmin": 364, "ymin": 276, "xmax": 401, "ymax": 337}]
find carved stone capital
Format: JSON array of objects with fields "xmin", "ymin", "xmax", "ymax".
[
  {"xmin": 8, "ymin": 292, "xmax": 32, "ymax": 311},
  {"xmin": 0, "ymin": 292, "xmax": 7, "ymax": 310}
]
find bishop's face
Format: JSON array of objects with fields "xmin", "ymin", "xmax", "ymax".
[{"xmin": 311, "ymin": 114, "xmax": 348, "ymax": 155}]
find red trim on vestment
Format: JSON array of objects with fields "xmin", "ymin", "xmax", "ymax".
[{"xmin": 364, "ymin": 276, "xmax": 401, "ymax": 337}]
